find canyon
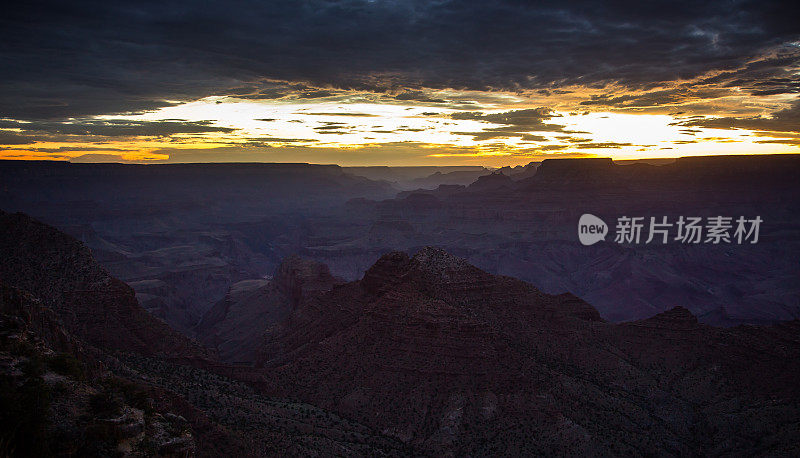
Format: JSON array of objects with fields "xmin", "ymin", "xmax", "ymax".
[
  {"xmin": 3, "ymin": 155, "xmax": 797, "ymax": 338},
  {"xmin": 1, "ymin": 212, "xmax": 799, "ymax": 455}
]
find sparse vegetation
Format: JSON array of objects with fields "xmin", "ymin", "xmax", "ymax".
[
  {"xmin": 47, "ymin": 352, "xmax": 84, "ymax": 380},
  {"xmin": 0, "ymin": 372, "xmax": 53, "ymax": 457}
]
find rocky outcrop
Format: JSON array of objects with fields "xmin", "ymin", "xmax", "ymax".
[
  {"xmin": 499, "ymin": 161, "xmax": 539, "ymax": 180},
  {"xmin": 196, "ymin": 279, "xmax": 284, "ymax": 363},
  {"xmin": 0, "ymin": 210, "xmax": 211, "ymax": 359},
  {"xmin": 197, "ymin": 255, "xmax": 342, "ymax": 363},
  {"xmin": 0, "ymin": 281, "xmax": 209, "ymax": 457},
  {"xmin": 364, "ymin": 247, "xmax": 603, "ymax": 321},
  {"xmin": 273, "ymin": 255, "xmax": 342, "ymax": 304},
  {"xmin": 465, "ymin": 171, "xmax": 514, "ymax": 192},
  {"xmin": 634, "ymin": 305, "xmax": 701, "ymax": 330},
  {"xmin": 259, "ymin": 247, "xmax": 603, "ymax": 371},
  {"xmin": 0, "ymin": 282, "xmax": 79, "ymax": 356},
  {"xmin": 254, "ymin": 247, "xmax": 800, "ymax": 456},
  {"xmin": 518, "ymin": 157, "xmax": 619, "ymax": 191}
]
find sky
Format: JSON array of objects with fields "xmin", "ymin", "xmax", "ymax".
[{"xmin": 1, "ymin": 0, "xmax": 799, "ymax": 166}]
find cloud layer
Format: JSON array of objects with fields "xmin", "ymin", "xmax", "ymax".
[{"xmin": 2, "ymin": 0, "xmax": 798, "ymax": 119}]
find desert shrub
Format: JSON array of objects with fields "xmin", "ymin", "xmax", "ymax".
[
  {"xmin": 0, "ymin": 374, "xmax": 53, "ymax": 456},
  {"xmin": 50, "ymin": 380, "xmax": 70, "ymax": 397},
  {"xmin": 8, "ymin": 340, "xmax": 37, "ymax": 358},
  {"xmin": 103, "ymin": 376, "xmax": 153, "ymax": 413},
  {"xmin": 74, "ymin": 436, "xmax": 118, "ymax": 457},
  {"xmin": 89, "ymin": 391, "xmax": 123, "ymax": 418},
  {"xmin": 20, "ymin": 356, "xmax": 45, "ymax": 378},
  {"xmin": 47, "ymin": 352, "xmax": 85, "ymax": 379}
]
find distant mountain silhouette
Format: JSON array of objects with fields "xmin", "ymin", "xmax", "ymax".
[
  {"xmin": 337, "ymin": 154, "xmax": 800, "ymax": 325},
  {"xmin": 4, "ymin": 156, "xmax": 797, "ymax": 330}
]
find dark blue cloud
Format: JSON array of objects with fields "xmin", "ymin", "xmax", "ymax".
[{"xmin": 1, "ymin": 0, "xmax": 798, "ymax": 119}]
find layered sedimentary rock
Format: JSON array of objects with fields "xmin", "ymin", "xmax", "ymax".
[
  {"xmin": 256, "ymin": 247, "xmax": 800, "ymax": 455},
  {"xmin": 0, "ymin": 210, "xmax": 210, "ymax": 359},
  {"xmin": 197, "ymin": 255, "xmax": 342, "ymax": 363}
]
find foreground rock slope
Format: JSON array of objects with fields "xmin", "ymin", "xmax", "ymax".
[{"xmin": 0, "ymin": 210, "xmax": 211, "ymax": 359}]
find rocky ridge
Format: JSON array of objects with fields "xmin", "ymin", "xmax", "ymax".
[
  {"xmin": 0, "ymin": 210, "xmax": 211, "ymax": 360},
  {"xmin": 254, "ymin": 247, "xmax": 800, "ymax": 455},
  {"xmin": 197, "ymin": 255, "xmax": 342, "ymax": 363}
]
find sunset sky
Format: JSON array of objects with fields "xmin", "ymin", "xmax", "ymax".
[{"xmin": 1, "ymin": 1, "xmax": 798, "ymax": 166}]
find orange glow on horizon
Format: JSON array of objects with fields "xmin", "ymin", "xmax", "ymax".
[{"xmin": 1, "ymin": 88, "xmax": 798, "ymax": 166}]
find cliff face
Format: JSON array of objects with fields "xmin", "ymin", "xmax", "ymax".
[
  {"xmin": 0, "ymin": 281, "xmax": 220, "ymax": 457},
  {"xmin": 519, "ymin": 157, "xmax": 618, "ymax": 190},
  {"xmin": 4, "ymin": 156, "xmax": 797, "ymax": 332},
  {"xmin": 196, "ymin": 255, "xmax": 342, "ymax": 363},
  {"xmin": 258, "ymin": 247, "xmax": 602, "ymax": 366},
  {"xmin": 313, "ymin": 154, "xmax": 800, "ymax": 326},
  {"xmin": 0, "ymin": 282, "xmax": 81, "ymax": 358},
  {"xmin": 0, "ymin": 210, "xmax": 211, "ymax": 359},
  {"xmin": 0, "ymin": 212, "xmax": 407, "ymax": 456},
  {"xmin": 465, "ymin": 171, "xmax": 514, "ymax": 192},
  {"xmin": 255, "ymin": 247, "xmax": 800, "ymax": 455},
  {"xmin": 3, "ymin": 211, "xmax": 800, "ymax": 455},
  {"xmin": 256, "ymin": 248, "xmax": 610, "ymax": 451},
  {"xmin": 273, "ymin": 255, "xmax": 342, "ymax": 303}
]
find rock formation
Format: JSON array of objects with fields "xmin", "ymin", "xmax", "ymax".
[
  {"xmin": 0, "ymin": 210, "xmax": 211, "ymax": 359},
  {"xmin": 255, "ymin": 247, "xmax": 800, "ymax": 455}
]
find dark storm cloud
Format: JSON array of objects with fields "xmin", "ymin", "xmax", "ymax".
[
  {"xmin": 1, "ymin": 0, "xmax": 798, "ymax": 120},
  {"xmin": 231, "ymin": 83, "xmax": 351, "ymax": 101},
  {"xmin": 452, "ymin": 108, "xmax": 571, "ymax": 140},
  {"xmin": 673, "ymin": 99, "xmax": 800, "ymax": 133},
  {"xmin": 0, "ymin": 119, "xmax": 235, "ymax": 138},
  {"xmin": 0, "ymin": 131, "xmax": 35, "ymax": 145},
  {"xmin": 302, "ymin": 112, "xmax": 379, "ymax": 117},
  {"xmin": 688, "ymin": 49, "xmax": 800, "ymax": 96},
  {"xmin": 521, "ymin": 134, "xmax": 548, "ymax": 142},
  {"xmin": 239, "ymin": 137, "xmax": 314, "ymax": 147},
  {"xmin": 570, "ymin": 142, "xmax": 635, "ymax": 149},
  {"xmin": 313, "ymin": 122, "xmax": 353, "ymax": 134},
  {"xmin": 579, "ymin": 88, "xmax": 732, "ymax": 108},
  {"xmin": 394, "ymin": 91, "xmax": 449, "ymax": 104},
  {"xmin": 452, "ymin": 108, "xmax": 558, "ymax": 126}
]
